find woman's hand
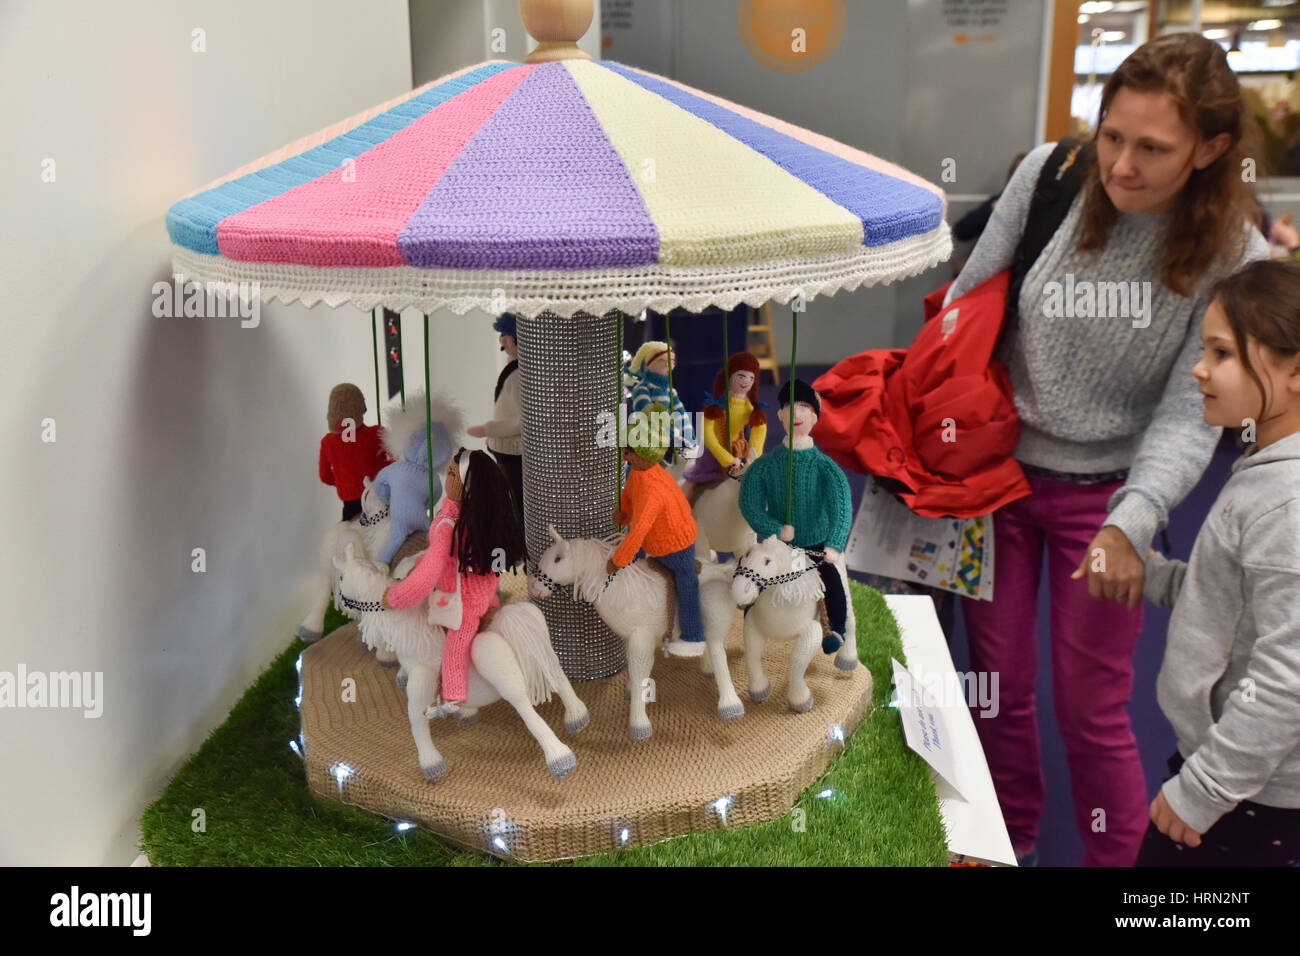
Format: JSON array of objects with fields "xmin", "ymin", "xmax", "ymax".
[
  {"xmin": 466, "ymin": 424, "xmax": 487, "ymax": 439},
  {"xmin": 605, "ymin": 558, "xmax": 619, "ymax": 577},
  {"xmin": 1071, "ymin": 525, "xmax": 1144, "ymax": 611},
  {"xmin": 1150, "ymin": 790, "xmax": 1202, "ymax": 848},
  {"xmin": 612, "ymin": 508, "xmax": 626, "ymax": 527},
  {"xmin": 824, "ymin": 546, "xmax": 840, "ymax": 563},
  {"xmin": 728, "ymin": 459, "xmax": 747, "ymax": 478},
  {"xmin": 780, "ymin": 524, "xmax": 795, "ymax": 543}
]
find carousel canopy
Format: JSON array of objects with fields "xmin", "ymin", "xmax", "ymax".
[{"xmin": 167, "ymin": 58, "xmax": 950, "ymax": 318}]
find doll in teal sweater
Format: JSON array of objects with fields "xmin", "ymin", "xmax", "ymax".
[{"xmin": 739, "ymin": 379, "xmax": 852, "ymax": 653}]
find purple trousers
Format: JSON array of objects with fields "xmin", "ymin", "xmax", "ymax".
[{"xmin": 961, "ymin": 473, "xmax": 1146, "ymax": 867}]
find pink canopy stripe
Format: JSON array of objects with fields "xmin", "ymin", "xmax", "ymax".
[{"xmin": 215, "ymin": 64, "xmax": 534, "ymax": 267}]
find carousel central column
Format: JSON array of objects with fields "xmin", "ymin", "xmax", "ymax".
[{"xmin": 516, "ymin": 310, "xmax": 625, "ymax": 679}]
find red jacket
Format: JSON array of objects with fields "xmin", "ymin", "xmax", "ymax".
[
  {"xmin": 812, "ymin": 270, "xmax": 1030, "ymax": 518},
  {"xmin": 318, "ymin": 424, "xmax": 391, "ymax": 501}
]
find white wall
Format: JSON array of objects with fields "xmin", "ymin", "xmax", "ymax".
[{"xmin": 0, "ymin": 0, "xmax": 477, "ymax": 865}]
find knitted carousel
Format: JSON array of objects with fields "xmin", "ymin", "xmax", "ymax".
[{"xmin": 165, "ymin": 0, "xmax": 951, "ymax": 861}]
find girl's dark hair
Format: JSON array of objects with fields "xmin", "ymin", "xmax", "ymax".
[
  {"xmin": 453, "ymin": 448, "xmax": 527, "ymax": 574},
  {"xmin": 1208, "ymin": 258, "xmax": 1300, "ymax": 424},
  {"xmin": 1078, "ymin": 33, "xmax": 1260, "ymax": 296}
]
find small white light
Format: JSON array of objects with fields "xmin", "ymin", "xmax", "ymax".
[
  {"xmin": 1079, "ymin": 1, "xmax": 1113, "ymax": 13},
  {"xmin": 294, "ymin": 695, "xmax": 302, "ymax": 708},
  {"xmin": 817, "ymin": 788, "xmax": 834, "ymax": 799},
  {"xmin": 288, "ymin": 740, "xmax": 302, "ymax": 758},
  {"xmin": 1100, "ymin": 30, "xmax": 1125, "ymax": 42},
  {"xmin": 828, "ymin": 723, "xmax": 846, "ymax": 745},
  {"xmin": 710, "ymin": 795, "xmax": 735, "ymax": 826},
  {"xmin": 491, "ymin": 835, "xmax": 508, "ymax": 852},
  {"xmin": 1202, "ymin": 28, "xmax": 1230, "ymax": 40},
  {"xmin": 618, "ymin": 827, "xmax": 630, "ymax": 844},
  {"xmin": 331, "ymin": 762, "xmax": 354, "ymax": 789},
  {"xmin": 396, "ymin": 822, "xmax": 415, "ymax": 832},
  {"xmin": 295, "ymin": 655, "xmax": 303, "ymax": 674},
  {"xmin": 1250, "ymin": 19, "xmax": 1283, "ymax": 31}
]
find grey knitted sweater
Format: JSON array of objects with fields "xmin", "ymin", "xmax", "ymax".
[{"xmin": 945, "ymin": 142, "xmax": 1269, "ymax": 551}]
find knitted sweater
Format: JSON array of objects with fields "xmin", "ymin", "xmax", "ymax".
[
  {"xmin": 319, "ymin": 424, "xmax": 390, "ymax": 501},
  {"xmin": 739, "ymin": 437, "xmax": 852, "ymax": 551},
  {"xmin": 702, "ymin": 396, "xmax": 767, "ymax": 468},
  {"xmin": 944, "ymin": 141, "xmax": 1270, "ymax": 552},
  {"xmin": 483, "ymin": 361, "xmax": 522, "ymax": 457},
  {"xmin": 1143, "ymin": 431, "xmax": 1300, "ymax": 833},
  {"xmin": 386, "ymin": 498, "xmax": 501, "ymax": 621},
  {"xmin": 613, "ymin": 463, "xmax": 698, "ymax": 566},
  {"xmin": 630, "ymin": 369, "xmax": 696, "ymax": 451}
]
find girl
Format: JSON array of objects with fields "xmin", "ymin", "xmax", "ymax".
[
  {"xmin": 947, "ymin": 33, "xmax": 1270, "ymax": 865},
  {"xmin": 1137, "ymin": 258, "xmax": 1300, "ymax": 867},
  {"xmin": 382, "ymin": 448, "xmax": 527, "ymax": 709},
  {"xmin": 626, "ymin": 341, "xmax": 696, "ymax": 464},
  {"xmin": 681, "ymin": 351, "xmax": 767, "ymax": 504}
]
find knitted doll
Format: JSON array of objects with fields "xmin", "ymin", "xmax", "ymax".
[
  {"xmin": 466, "ymin": 313, "xmax": 524, "ymax": 536},
  {"xmin": 610, "ymin": 404, "xmax": 705, "ymax": 657},
  {"xmin": 318, "ymin": 383, "xmax": 391, "ymax": 521},
  {"xmin": 681, "ymin": 351, "xmax": 767, "ymax": 504},
  {"xmin": 739, "ymin": 380, "xmax": 852, "ymax": 653},
  {"xmin": 384, "ymin": 449, "xmax": 527, "ymax": 708},
  {"xmin": 370, "ymin": 391, "xmax": 464, "ymax": 567},
  {"xmin": 627, "ymin": 340, "xmax": 696, "ymax": 464}
]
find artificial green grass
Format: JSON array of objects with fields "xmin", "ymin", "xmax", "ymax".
[{"xmin": 140, "ymin": 583, "xmax": 948, "ymax": 866}]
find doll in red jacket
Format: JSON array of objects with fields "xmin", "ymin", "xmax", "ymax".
[{"xmin": 318, "ymin": 383, "xmax": 391, "ymax": 521}]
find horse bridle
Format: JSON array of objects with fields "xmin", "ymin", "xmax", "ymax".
[
  {"xmin": 532, "ymin": 553, "xmax": 645, "ymax": 603},
  {"xmin": 339, "ymin": 593, "xmax": 385, "ymax": 614},
  {"xmin": 358, "ymin": 505, "xmax": 389, "ymax": 527},
  {"xmin": 732, "ymin": 547, "xmax": 825, "ymax": 595}
]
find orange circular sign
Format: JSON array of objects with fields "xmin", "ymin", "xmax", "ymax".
[{"xmin": 738, "ymin": 0, "xmax": 845, "ymax": 72}]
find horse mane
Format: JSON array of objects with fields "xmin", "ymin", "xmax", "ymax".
[
  {"xmin": 568, "ymin": 537, "xmax": 617, "ymax": 605},
  {"xmin": 381, "ymin": 389, "xmax": 466, "ymax": 462}
]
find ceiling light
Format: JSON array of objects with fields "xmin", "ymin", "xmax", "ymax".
[
  {"xmin": 1079, "ymin": 1, "xmax": 1114, "ymax": 13},
  {"xmin": 1202, "ymin": 29, "xmax": 1230, "ymax": 40},
  {"xmin": 1249, "ymin": 19, "xmax": 1283, "ymax": 31},
  {"xmin": 1101, "ymin": 31, "xmax": 1126, "ymax": 42}
]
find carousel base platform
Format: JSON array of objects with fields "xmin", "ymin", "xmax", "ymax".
[{"xmin": 299, "ymin": 609, "xmax": 873, "ymax": 862}]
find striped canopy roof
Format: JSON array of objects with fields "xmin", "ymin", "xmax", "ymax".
[{"xmin": 167, "ymin": 59, "xmax": 950, "ymax": 317}]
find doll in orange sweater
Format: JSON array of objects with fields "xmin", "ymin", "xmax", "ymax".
[{"xmin": 609, "ymin": 404, "xmax": 705, "ymax": 658}]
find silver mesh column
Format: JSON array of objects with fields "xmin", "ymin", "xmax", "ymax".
[{"xmin": 516, "ymin": 311, "xmax": 625, "ymax": 680}]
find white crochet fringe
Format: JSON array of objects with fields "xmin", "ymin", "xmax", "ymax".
[{"xmin": 169, "ymin": 224, "xmax": 951, "ymax": 319}]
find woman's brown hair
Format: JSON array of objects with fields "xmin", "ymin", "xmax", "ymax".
[
  {"xmin": 1078, "ymin": 33, "xmax": 1259, "ymax": 296},
  {"xmin": 1208, "ymin": 258, "xmax": 1300, "ymax": 425}
]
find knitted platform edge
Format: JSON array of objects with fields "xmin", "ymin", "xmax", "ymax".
[{"xmin": 168, "ymin": 224, "xmax": 952, "ymax": 319}]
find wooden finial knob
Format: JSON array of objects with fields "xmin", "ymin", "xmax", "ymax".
[{"xmin": 519, "ymin": 0, "xmax": 593, "ymax": 62}]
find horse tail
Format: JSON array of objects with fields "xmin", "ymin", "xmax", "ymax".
[{"xmin": 491, "ymin": 602, "xmax": 566, "ymax": 707}]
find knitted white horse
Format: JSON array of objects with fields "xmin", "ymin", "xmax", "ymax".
[
  {"xmin": 529, "ymin": 526, "xmax": 743, "ymax": 740},
  {"xmin": 731, "ymin": 536, "xmax": 859, "ymax": 713},
  {"xmin": 335, "ymin": 545, "xmax": 590, "ymax": 782},
  {"xmin": 297, "ymin": 482, "xmax": 393, "ymax": 644},
  {"xmin": 689, "ymin": 475, "xmax": 756, "ymax": 563}
]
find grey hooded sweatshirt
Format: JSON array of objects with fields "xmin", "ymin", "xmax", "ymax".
[{"xmin": 1144, "ymin": 430, "xmax": 1300, "ymax": 834}]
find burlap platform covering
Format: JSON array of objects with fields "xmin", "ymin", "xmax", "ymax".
[{"xmin": 300, "ymin": 596, "xmax": 873, "ymax": 862}]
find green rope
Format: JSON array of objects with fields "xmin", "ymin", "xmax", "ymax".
[
  {"xmin": 786, "ymin": 307, "xmax": 797, "ymax": 527},
  {"xmin": 371, "ymin": 309, "xmax": 382, "ymax": 426},
  {"xmin": 723, "ymin": 312, "xmax": 731, "ymax": 465},
  {"xmin": 424, "ymin": 314, "xmax": 434, "ymax": 520},
  {"xmin": 397, "ymin": 311, "xmax": 405, "ymax": 409},
  {"xmin": 615, "ymin": 312, "xmax": 622, "ymax": 528},
  {"xmin": 665, "ymin": 310, "xmax": 674, "ymax": 455}
]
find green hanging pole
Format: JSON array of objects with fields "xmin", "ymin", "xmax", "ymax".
[
  {"xmin": 786, "ymin": 307, "xmax": 798, "ymax": 528},
  {"xmin": 665, "ymin": 310, "xmax": 674, "ymax": 455},
  {"xmin": 371, "ymin": 308, "xmax": 383, "ymax": 426},
  {"xmin": 723, "ymin": 311, "xmax": 732, "ymax": 465},
  {"xmin": 615, "ymin": 311, "xmax": 623, "ymax": 527},
  {"xmin": 424, "ymin": 313, "xmax": 435, "ymax": 520}
]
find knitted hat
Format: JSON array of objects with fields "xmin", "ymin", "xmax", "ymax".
[
  {"xmin": 703, "ymin": 351, "xmax": 765, "ymax": 427},
  {"xmin": 327, "ymin": 383, "xmax": 367, "ymax": 431},
  {"xmin": 628, "ymin": 340, "xmax": 674, "ymax": 375},
  {"xmin": 492, "ymin": 313, "xmax": 519, "ymax": 339},
  {"xmin": 777, "ymin": 378, "xmax": 821, "ymax": 416},
  {"xmin": 626, "ymin": 403, "xmax": 669, "ymax": 464}
]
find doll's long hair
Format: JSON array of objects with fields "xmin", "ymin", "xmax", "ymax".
[
  {"xmin": 454, "ymin": 449, "xmax": 527, "ymax": 574},
  {"xmin": 702, "ymin": 351, "xmax": 765, "ymax": 427}
]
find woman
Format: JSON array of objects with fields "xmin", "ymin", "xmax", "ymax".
[
  {"xmin": 383, "ymin": 448, "xmax": 527, "ymax": 710},
  {"xmin": 946, "ymin": 34, "xmax": 1269, "ymax": 866},
  {"xmin": 681, "ymin": 351, "xmax": 767, "ymax": 504}
]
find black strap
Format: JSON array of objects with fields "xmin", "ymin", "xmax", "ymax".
[
  {"xmin": 493, "ymin": 359, "xmax": 518, "ymax": 402},
  {"xmin": 1003, "ymin": 137, "xmax": 1086, "ymax": 338}
]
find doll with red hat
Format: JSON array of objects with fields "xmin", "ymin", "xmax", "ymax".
[
  {"xmin": 681, "ymin": 351, "xmax": 768, "ymax": 504},
  {"xmin": 318, "ymin": 383, "xmax": 391, "ymax": 521}
]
